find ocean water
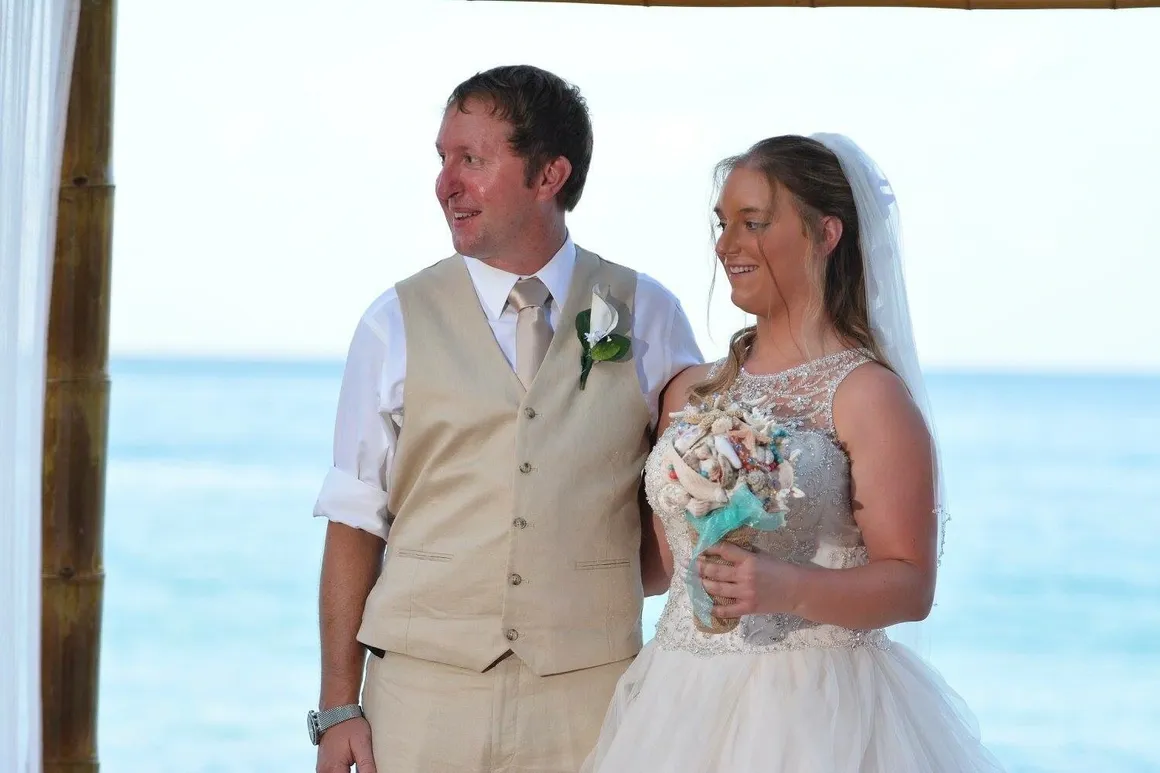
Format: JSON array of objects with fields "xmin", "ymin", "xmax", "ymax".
[{"xmin": 95, "ymin": 359, "xmax": 1160, "ymax": 772}]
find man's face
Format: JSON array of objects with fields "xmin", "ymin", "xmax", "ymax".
[{"xmin": 434, "ymin": 99, "xmax": 537, "ymax": 261}]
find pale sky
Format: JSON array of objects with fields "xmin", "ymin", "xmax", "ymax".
[{"xmin": 108, "ymin": 0, "xmax": 1160, "ymax": 372}]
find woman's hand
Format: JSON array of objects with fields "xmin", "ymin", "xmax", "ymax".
[
  {"xmin": 695, "ymin": 361, "xmax": 939, "ymax": 632},
  {"xmin": 697, "ymin": 542, "xmax": 802, "ymax": 619}
]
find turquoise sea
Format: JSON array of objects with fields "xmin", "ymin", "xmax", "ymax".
[{"xmin": 95, "ymin": 359, "xmax": 1160, "ymax": 771}]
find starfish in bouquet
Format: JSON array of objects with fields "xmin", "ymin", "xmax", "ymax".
[{"xmin": 666, "ymin": 398, "xmax": 804, "ymax": 511}]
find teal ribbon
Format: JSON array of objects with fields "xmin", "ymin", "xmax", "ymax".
[{"xmin": 684, "ymin": 483, "xmax": 787, "ymax": 628}]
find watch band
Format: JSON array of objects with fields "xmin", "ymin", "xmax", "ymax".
[{"xmin": 308, "ymin": 703, "xmax": 364, "ymax": 745}]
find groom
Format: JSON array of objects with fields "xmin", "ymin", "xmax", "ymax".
[{"xmin": 310, "ymin": 65, "xmax": 702, "ymax": 773}]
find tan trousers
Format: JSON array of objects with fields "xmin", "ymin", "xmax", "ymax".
[{"xmin": 362, "ymin": 650, "xmax": 630, "ymax": 773}]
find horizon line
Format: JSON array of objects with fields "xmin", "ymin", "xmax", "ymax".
[{"xmin": 105, "ymin": 353, "xmax": 1160, "ymax": 379}]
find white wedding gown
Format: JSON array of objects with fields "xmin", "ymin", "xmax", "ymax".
[{"xmin": 581, "ymin": 351, "xmax": 1006, "ymax": 772}]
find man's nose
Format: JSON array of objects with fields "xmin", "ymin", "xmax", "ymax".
[{"xmin": 435, "ymin": 163, "xmax": 460, "ymax": 202}]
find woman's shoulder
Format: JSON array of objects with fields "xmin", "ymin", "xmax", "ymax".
[
  {"xmin": 838, "ymin": 356, "xmax": 907, "ymax": 399},
  {"xmin": 666, "ymin": 359, "xmax": 722, "ymax": 401},
  {"xmin": 655, "ymin": 360, "xmax": 719, "ymax": 432},
  {"xmin": 832, "ymin": 357, "xmax": 928, "ymax": 446}
]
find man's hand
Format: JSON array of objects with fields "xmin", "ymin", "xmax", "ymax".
[{"xmin": 315, "ymin": 716, "xmax": 377, "ymax": 773}]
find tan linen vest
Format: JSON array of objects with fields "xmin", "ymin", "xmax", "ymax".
[{"xmin": 356, "ymin": 248, "xmax": 652, "ymax": 677}]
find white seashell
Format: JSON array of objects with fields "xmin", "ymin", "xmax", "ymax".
[
  {"xmin": 656, "ymin": 484, "xmax": 692, "ymax": 512},
  {"xmin": 686, "ymin": 498, "xmax": 714, "ymax": 517},
  {"xmin": 778, "ymin": 464, "xmax": 796, "ymax": 490},
  {"xmin": 713, "ymin": 435, "xmax": 743, "ymax": 468},
  {"xmin": 673, "ymin": 427, "xmax": 700, "ymax": 454},
  {"xmin": 661, "ymin": 446, "xmax": 724, "ymax": 503}
]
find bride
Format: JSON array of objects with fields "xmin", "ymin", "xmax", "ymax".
[{"xmin": 581, "ymin": 134, "xmax": 1005, "ymax": 772}]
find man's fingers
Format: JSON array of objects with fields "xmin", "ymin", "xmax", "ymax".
[
  {"xmin": 316, "ymin": 755, "xmax": 347, "ymax": 773},
  {"xmin": 353, "ymin": 732, "xmax": 378, "ymax": 773}
]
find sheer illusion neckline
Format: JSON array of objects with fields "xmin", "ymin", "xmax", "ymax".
[{"xmin": 738, "ymin": 349, "xmax": 868, "ymax": 381}]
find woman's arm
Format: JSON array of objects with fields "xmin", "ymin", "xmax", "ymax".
[{"xmin": 700, "ymin": 362, "xmax": 939, "ymax": 629}]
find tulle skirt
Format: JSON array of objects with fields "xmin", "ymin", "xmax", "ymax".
[{"xmin": 580, "ymin": 639, "xmax": 1005, "ymax": 772}]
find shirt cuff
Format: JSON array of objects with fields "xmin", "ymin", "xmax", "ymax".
[{"xmin": 312, "ymin": 467, "xmax": 390, "ymax": 540}]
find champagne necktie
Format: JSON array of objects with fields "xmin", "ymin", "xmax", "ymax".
[{"xmin": 507, "ymin": 277, "xmax": 553, "ymax": 389}]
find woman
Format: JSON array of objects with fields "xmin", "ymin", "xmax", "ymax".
[{"xmin": 581, "ymin": 134, "xmax": 1005, "ymax": 772}]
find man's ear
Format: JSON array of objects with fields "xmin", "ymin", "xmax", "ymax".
[{"xmin": 535, "ymin": 156, "xmax": 572, "ymax": 204}]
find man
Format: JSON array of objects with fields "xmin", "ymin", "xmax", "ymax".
[{"xmin": 310, "ymin": 65, "xmax": 702, "ymax": 773}]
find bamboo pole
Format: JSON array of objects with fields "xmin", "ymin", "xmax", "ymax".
[
  {"xmin": 479, "ymin": 1, "xmax": 1160, "ymax": 7},
  {"xmin": 41, "ymin": 1, "xmax": 116, "ymax": 771}
]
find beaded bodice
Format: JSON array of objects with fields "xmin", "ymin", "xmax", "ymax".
[{"xmin": 646, "ymin": 349, "xmax": 890, "ymax": 656}]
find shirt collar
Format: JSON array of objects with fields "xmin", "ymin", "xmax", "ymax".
[{"xmin": 463, "ymin": 234, "xmax": 577, "ymax": 322}]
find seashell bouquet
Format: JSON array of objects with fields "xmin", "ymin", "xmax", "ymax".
[{"xmin": 658, "ymin": 395, "xmax": 803, "ymax": 634}]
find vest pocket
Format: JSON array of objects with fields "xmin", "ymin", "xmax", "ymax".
[
  {"xmin": 396, "ymin": 548, "xmax": 454, "ymax": 562},
  {"xmin": 575, "ymin": 558, "xmax": 631, "ymax": 571}
]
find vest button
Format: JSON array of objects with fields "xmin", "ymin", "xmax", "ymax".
[
  {"xmin": 518, "ymin": 462, "xmax": 532, "ymax": 473},
  {"xmin": 505, "ymin": 628, "xmax": 519, "ymax": 641},
  {"xmin": 524, "ymin": 407, "xmax": 537, "ymax": 419},
  {"xmin": 509, "ymin": 573, "xmax": 522, "ymax": 586},
  {"xmin": 513, "ymin": 517, "xmax": 527, "ymax": 529}
]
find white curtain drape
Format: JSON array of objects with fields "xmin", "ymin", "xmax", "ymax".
[{"xmin": 0, "ymin": 1, "xmax": 81, "ymax": 771}]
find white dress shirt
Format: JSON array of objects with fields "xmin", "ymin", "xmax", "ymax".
[{"xmin": 312, "ymin": 236, "xmax": 703, "ymax": 539}]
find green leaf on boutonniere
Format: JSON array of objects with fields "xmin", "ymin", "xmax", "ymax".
[
  {"xmin": 575, "ymin": 306, "xmax": 631, "ymax": 390},
  {"xmin": 575, "ymin": 309, "xmax": 591, "ymax": 343},
  {"xmin": 591, "ymin": 333, "xmax": 631, "ymax": 362}
]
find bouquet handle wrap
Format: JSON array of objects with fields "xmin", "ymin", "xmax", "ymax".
[{"xmin": 684, "ymin": 484, "xmax": 786, "ymax": 634}]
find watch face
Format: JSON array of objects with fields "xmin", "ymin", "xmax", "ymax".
[{"xmin": 307, "ymin": 711, "xmax": 320, "ymax": 745}]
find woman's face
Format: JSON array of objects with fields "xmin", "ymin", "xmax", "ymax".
[{"xmin": 713, "ymin": 166, "xmax": 816, "ymax": 319}]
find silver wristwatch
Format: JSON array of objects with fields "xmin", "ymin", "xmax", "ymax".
[{"xmin": 307, "ymin": 704, "xmax": 364, "ymax": 745}]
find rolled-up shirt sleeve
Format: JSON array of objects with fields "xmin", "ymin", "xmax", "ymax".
[
  {"xmin": 634, "ymin": 273, "xmax": 705, "ymax": 428},
  {"xmin": 312, "ymin": 298, "xmax": 400, "ymax": 540}
]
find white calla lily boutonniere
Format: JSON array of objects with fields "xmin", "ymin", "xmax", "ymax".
[{"xmin": 575, "ymin": 284, "xmax": 632, "ymax": 389}]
